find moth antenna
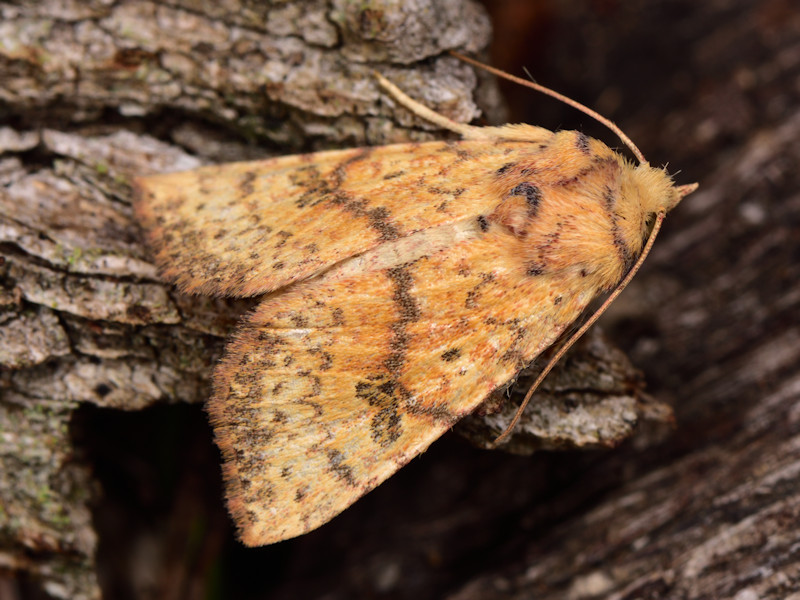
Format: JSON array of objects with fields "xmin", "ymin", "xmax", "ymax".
[
  {"xmin": 491, "ymin": 212, "xmax": 668, "ymax": 447},
  {"xmin": 450, "ymin": 51, "xmax": 647, "ymax": 164}
]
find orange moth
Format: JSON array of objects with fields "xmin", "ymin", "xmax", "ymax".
[{"xmin": 134, "ymin": 55, "xmax": 697, "ymax": 546}]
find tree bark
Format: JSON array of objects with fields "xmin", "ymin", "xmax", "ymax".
[{"xmin": 1, "ymin": 0, "xmax": 798, "ymax": 599}]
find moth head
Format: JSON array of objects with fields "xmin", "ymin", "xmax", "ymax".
[
  {"xmin": 449, "ymin": 53, "xmax": 699, "ymax": 218},
  {"xmin": 630, "ymin": 162, "xmax": 698, "ymax": 216}
]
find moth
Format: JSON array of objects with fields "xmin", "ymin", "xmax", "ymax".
[{"xmin": 134, "ymin": 54, "xmax": 696, "ymax": 546}]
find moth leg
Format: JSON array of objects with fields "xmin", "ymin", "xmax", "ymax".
[
  {"xmin": 374, "ymin": 72, "xmax": 490, "ymax": 140},
  {"xmin": 374, "ymin": 72, "xmax": 552, "ymax": 144}
]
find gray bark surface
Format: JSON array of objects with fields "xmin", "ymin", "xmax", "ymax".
[{"xmin": 1, "ymin": 0, "xmax": 798, "ymax": 599}]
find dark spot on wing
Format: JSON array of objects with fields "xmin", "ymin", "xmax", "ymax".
[
  {"xmin": 526, "ymin": 262, "xmax": 545, "ymax": 276},
  {"xmin": 372, "ymin": 407, "xmax": 402, "ymax": 446},
  {"xmin": 496, "ymin": 162, "xmax": 515, "ymax": 175},
  {"xmin": 405, "ymin": 400, "xmax": 461, "ymax": 424},
  {"xmin": 326, "ymin": 449, "xmax": 357, "ymax": 487},
  {"xmin": 441, "ymin": 348, "xmax": 461, "ymax": 362},
  {"xmin": 367, "ymin": 206, "xmax": 400, "ymax": 241},
  {"xmin": 239, "ymin": 171, "xmax": 257, "ymax": 196},
  {"xmin": 385, "ymin": 322, "xmax": 413, "ymax": 374},
  {"xmin": 387, "ymin": 265, "xmax": 420, "ymax": 322},
  {"xmin": 275, "ymin": 230, "xmax": 293, "ymax": 248},
  {"xmin": 509, "ymin": 182, "xmax": 542, "ymax": 215},
  {"xmin": 604, "ymin": 186, "xmax": 636, "ymax": 274},
  {"xmin": 355, "ymin": 378, "xmax": 405, "ymax": 447},
  {"xmin": 576, "ymin": 132, "xmax": 590, "ymax": 154},
  {"xmin": 308, "ymin": 347, "xmax": 333, "ymax": 370},
  {"xmin": 464, "ymin": 272, "xmax": 495, "ymax": 309},
  {"xmin": 290, "ymin": 314, "xmax": 308, "ymax": 328},
  {"xmin": 333, "ymin": 148, "xmax": 373, "ymax": 187},
  {"xmin": 292, "ymin": 165, "xmax": 334, "ymax": 209},
  {"xmin": 327, "ymin": 189, "xmax": 400, "ymax": 241}
]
